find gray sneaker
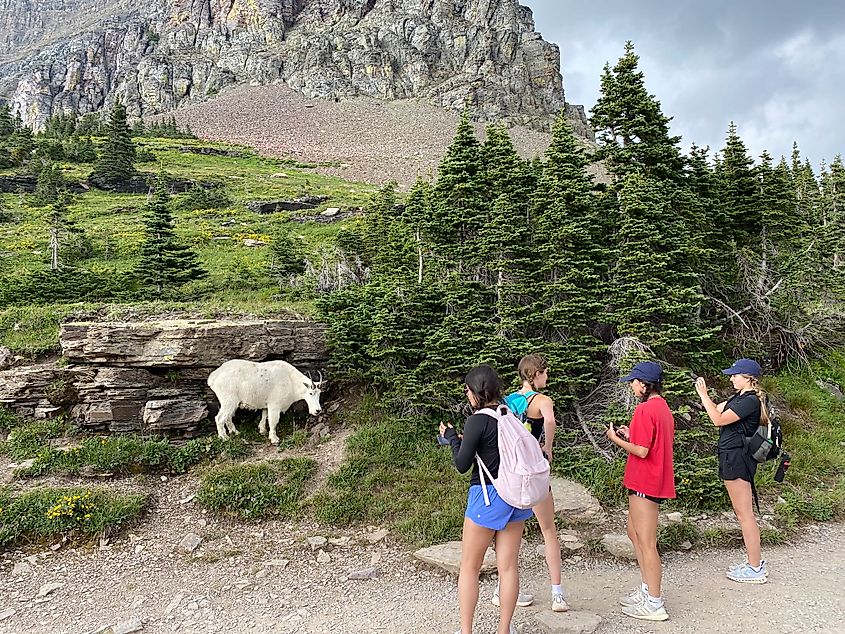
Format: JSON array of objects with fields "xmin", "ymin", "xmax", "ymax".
[
  {"xmin": 551, "ymin": 593, "xmax": 570, "ymax": 612},
  {"xmin": 727, "ymin": 562, "xmax": 768, "ymax": 584},
  {"xmin": 491, "ymin": 588, "xmax": 535, "ymax": 607},
  {"xmin": 619, "ymin": 587, "xmax": 645, "ymax": 607},
  {"xmin": 728, "ymin": 559, "xmax": 769, "ymax": 577},
  {"xmin": 622, "ymin": 600, "xmax": 669, "ymax": 621}
]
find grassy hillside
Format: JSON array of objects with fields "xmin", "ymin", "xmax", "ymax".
[{"xmin": 0, "ymin": 137, "xmax": 377, "ymax": 355}]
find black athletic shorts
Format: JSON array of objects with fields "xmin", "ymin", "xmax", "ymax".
[
  {"xmin": 718, "ymin": 447, "xmax": 758, "ymax": 482},
  {"xmin": 627, "ymin": 489, "xmax": 665, "ymax": 504}
]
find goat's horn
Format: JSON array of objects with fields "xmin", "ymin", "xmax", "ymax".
[
  {"xmin": 305, "ymin": 370, "xmax": 313, "ymax": 382},
  {"xmin": 317, "ymin": 370, "xmax": 324, "ymax": 385}
]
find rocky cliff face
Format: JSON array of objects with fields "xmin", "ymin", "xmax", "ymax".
[
  {"xmin": 0, "ymin": 319, "xmax": 329, "ymax": 437},
  {"xmin": 0, "ymin": 0, "xmax": 589, "ymax": 135}
]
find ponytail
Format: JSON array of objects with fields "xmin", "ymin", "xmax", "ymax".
[
  {"xmin": 640, "ymin": 380, "xmax": 663, "ymax": 402},
  {"xmin": 748, "ymin": 376, "xmax": 770, "ymax": 426}
]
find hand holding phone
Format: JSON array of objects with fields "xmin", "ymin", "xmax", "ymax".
[{"xmin": 437, "ymin": 421, "xmax": 454, "ymax": 446}]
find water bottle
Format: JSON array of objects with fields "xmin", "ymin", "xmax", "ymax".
[{"xmin": 774, "ymin": 452, "xmax": 791, "ymax": 483}]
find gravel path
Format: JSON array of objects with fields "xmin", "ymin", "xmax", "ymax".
[{"xmin": 1, "ymin": 467, "xmax": 842, "ymax": 634}]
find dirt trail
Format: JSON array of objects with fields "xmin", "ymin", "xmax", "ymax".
[{"xmin": 1, "ymin": 463, "xmax": 842, "ymax": 634}]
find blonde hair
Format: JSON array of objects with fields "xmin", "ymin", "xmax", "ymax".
[
  {"xmin": 745, "ymin": 375, "xmax": 770, "ymax": 426},
  {"xmin": 518, "ymin": 354, "xmax": 548, "ymax": 388}
]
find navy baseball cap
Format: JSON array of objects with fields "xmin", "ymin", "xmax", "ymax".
[
  {"xmin": 722, "ymin": 358, "xmax": 762, "ymax": 377},
  {"xmin": 619, "ymin": 361, "xmax": 663, "ymax": 384}
]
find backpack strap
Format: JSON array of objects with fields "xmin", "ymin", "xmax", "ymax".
[
  {"xmin": 476, "ymin": 456, "xmax": 495, "ymax": 506},
  {"xmin": 474, "ymin": 407, "xmax": 501, "ymax": 507}
]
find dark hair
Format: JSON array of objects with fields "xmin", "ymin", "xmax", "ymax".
[
  {"xmin": 518, "ymin": 353, "xmax": 548, "ymax": 388},
  {"xmin": 640, "ymin": 380, "xmax": 663, "ymax": 402},
  {"xmin": 465, "ymin": 364, "xmax": 504, "ymax": 409}
]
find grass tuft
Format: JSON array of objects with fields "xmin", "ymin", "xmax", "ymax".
[
  {"xmin": 196, "ymin": 458, "xmax": 316, "ymax": 520},
  {"xmin": 0, "ymin": 486, "xmax": 147, "ymax": 547}
]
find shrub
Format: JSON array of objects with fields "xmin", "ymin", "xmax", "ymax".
[
  {"xmin": 0, "ymin": 487, "xmax": 147, "ymax": 546},
  {"xmin": 0, "ymin": 268, "xmax": 138, "ymax": 307},
  {"xmin": 196, "ymin": 458, "xmax": 316, "ymax": 519},
  {"xmin": 177, "ymin": 182, "xmax": 232, "ymax": 211}
]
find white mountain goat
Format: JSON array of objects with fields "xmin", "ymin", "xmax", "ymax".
[{"xmin": 207, "ymin": 359, "xmax": 325, "ymax": 445}]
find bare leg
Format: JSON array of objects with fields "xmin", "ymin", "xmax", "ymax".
[
  {"xmin": 725, "ymin": 479, "xmax": 761, "ymax": 567},
  {"xmin": 627, "ymin": 497, "xmax": 646, "ymax": 589},
  {"xmin": 533, "ymin": 491, "xmax": 562, "ymax": 586},
  {"xmin": 629, "ymin": 495, "xmax": 661, "ymax": 598},
  {"xmin": 267, "ymin": 407, "xmax": 282, "ymax": 445},
  {"xmin": 495, "ymin": 520, "xmax": 525, "ymax": 634},
  {"xmin": 458, "ymin": 516, "xmax": 495, "ymax": 634}
]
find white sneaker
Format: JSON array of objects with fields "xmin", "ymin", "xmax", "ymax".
[
  {"xmin": 491, "ymin": 589, "xmax": 535, "ymax": 607},
  {"xmin": 551, "ymin": 593, "xmax": 570, "ymax": 612},
  {"xmin": 622, "ymin": 600, "xmax": 669, "ymax": 621},
  {"xmin": 619, "ymin": 587, "xmax": 645, "ymax": 607}
]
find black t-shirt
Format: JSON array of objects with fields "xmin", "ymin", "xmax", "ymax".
[
  {"xmin": 446, "ymin": 411, "xmax": 499, "ymax": 487},
  {"xmin": 718, "ymin": 391, "xmax": 762, "ymax": 450}
]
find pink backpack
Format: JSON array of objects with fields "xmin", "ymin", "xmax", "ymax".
[{"xmin": 476, "ymin": 404, "xmax": 551, "ymax": 509}]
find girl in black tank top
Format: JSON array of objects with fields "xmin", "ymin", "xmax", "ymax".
[{"xmin": 507, "ymin": 354, "xmax": 569, "ymax": 612}]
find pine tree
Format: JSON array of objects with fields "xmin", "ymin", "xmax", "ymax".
[
  {"xmin": 401, "ymin": 177, "xmax": 434, "ymax": 284},
  {"xmin": 35, "ymin": 162, "xmax": 67, "ymax": 206},
  {"xmin": 530, "ymin": 113, "xmax": 607, "ymax": 397},
  {"xmin": 820, "ymin": 155, "xmax": 845, "ymax": 271},
  {"xmin": 481, "ymin": 123, "xmax": 534, "ymax": 203},
  {"xmin": 589, "ymin": 42, "xmax": 684, "ymax": 182},
  {"xmin": 267, "ymin": 222, "xmax": 306, "ymax": 288},
  {"xmin": 136, "ymin": 171, "xmax": 205, "ymax": 292},
  {"xmin": 91, "ymin": 102, "xmax": 136, "ymax": 183},
  {"xmin": 46, "ymin": 193, "xmax": 88, "ymax": 269},
  {"xmin": 715, "ymin": 122, "xmax": 760, "ymax": 244},
  {"xmin": 610, "ymin": 173, "xmax": 712, "ymax": 359},
  {"xmin": 0, "ymin": 106, "xmax": 16, "ymax": 138},
  {"xmin": 430, "ymin": 110, "xmax": 486, "ymax": 271}
]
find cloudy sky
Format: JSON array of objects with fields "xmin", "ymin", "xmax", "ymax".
[{"xmin": 529, "ymin": 0, "xmax": 845, "ymax": 168}]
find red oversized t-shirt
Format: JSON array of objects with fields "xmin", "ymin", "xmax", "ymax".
[{"xmin": 622, "ymin": 396, "xmax": 676, "ymax": 499}]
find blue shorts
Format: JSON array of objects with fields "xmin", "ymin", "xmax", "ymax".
[{"xmin": 465, "ymin": 484, "xmax": 533, "ymax": 531}]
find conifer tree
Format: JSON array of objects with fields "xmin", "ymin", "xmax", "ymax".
[
  {"xmin": 35, "ymin": 163, "xmax": 66, "ymax": 206},
  {"xmin": 530, "ymin": 114, "xmax": 607, "ymax": 397},
  {"xmin": 820, "ymin": 155, "xmax": 845, "ymax": 271},
  {"xmin": 431, "ymin": 110, "xmax": 485, "ymax": 271},
  {"xmin": 589, "ymin": 42, "xmax": 684, "ymax": 182},
  {"xmin": 401, "ymin": 177, "xmax": 434, "ymax": 283},
  {"xmin": 481, "ymin": 123, "xmax": 534, "ymax": 203},
  {"xmin": 610, "ymin": 173, "xmax": 713, "ymax": 359},
  {"xmin": 46, "ymin": 194, "xmax": 87, "ymax": 269},
  {"xmin": 136, "ymin": 171, "xmax": 205, "ymax": 292},
  {"xmin": 267, "ymin": 221, "xmax": 306, "ymax": 288},
  {"xmin": 91, "ymin": 102, "xmax": 136, "ymax": 183},
  {"xmin": 0, "ymin": 106, "xmax": 15, "ymax": 138},
  {"xmin": 715, "ymin": 122, "xmax": 761, "ymax": 244}
]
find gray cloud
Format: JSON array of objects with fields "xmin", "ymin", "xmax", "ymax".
[{"xmin": 528, "ymin": 0, "xmax": 845, "ymax": 167}]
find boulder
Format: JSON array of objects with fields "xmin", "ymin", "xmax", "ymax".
[
  {"xmin": 245, "ymin": 196, "xmax": 329, "ymax": 214},
  {"xmin": 815, "ymin": 379, "xmax": 844, "ymax": 401},
  {"xmin": 601, "ymin": 533, "xmax": 638, "ymax": 560},
  {"xmin": 0, "ymin": 346, "xmax": 16, "ymax": 370},
  {"xmin": 413, "ymin": 541, "xmax": 497, "ymax": 576},
  {"xmin": 534, "ymin": 610, "xmax": 602, "ymax": 634},
  {"xmin": 551, "ymin": 478, "xmax": 604, "ymax": 522}
]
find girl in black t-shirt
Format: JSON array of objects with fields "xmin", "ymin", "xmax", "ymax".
[
  {"xmin": 695, "ymin": 358, "xmax": 769, "ymax": 584},
  {"xmin": 439, "ymin": 364, "xmax": 528, "ymax": 634}
]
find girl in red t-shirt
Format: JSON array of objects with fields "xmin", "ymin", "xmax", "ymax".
[{"xmin": 606, "ymin": 361, "xmax": 675, "ymax": 622}]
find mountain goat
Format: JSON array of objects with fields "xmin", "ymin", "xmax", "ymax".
[{"xmin": 207, "ymin": 359, "xmax": 325, "ymax": 445}]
